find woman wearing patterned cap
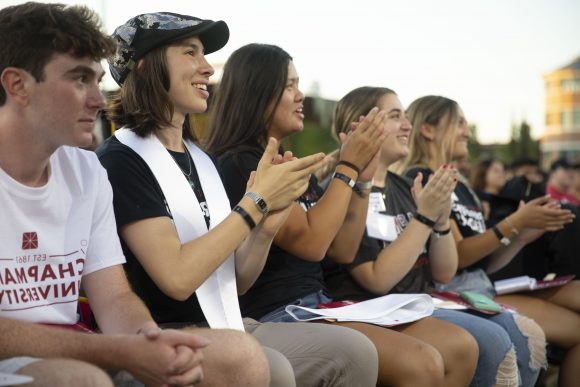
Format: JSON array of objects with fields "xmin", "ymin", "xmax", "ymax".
[{"xmin": 97, "ymin": 12, "xmax": 379, "ymax": 387}]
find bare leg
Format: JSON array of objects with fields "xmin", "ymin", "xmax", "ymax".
[
  {"xmin": 531, "ymin": 281, "xmax": 580, "ymax": 312},
  {"xmin": 496, "ymin": 292, "xmax": 580, "ymax": 387},
  {"xmin": 391, "ymin": 317, "xmax": 478, "ymax": 387},
  {"xmin": 336, "ymin": 321, "xmax": 446, "ymax": 387}
]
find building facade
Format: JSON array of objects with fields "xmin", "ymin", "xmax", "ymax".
[{"xmin": 541, "ymin": 56, "xmax": 580, "ymax": 169}]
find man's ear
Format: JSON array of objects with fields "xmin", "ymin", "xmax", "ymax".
[
  {"xmin": 1, "ymin": 67, "xmax": 32, "ymax": 106},
  {"xmin": 419, "ymin": 123, "xmax": 436, "ymax": 141}
]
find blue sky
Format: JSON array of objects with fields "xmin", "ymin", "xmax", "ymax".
[{"xmin": 3, "ymin": 0, "xmax": 579, "ymax": 143}]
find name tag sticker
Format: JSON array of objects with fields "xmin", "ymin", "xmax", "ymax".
[
  {"xmin": 368, "ymin": 192, "xmax": 386, "ymax": 213},
  {"xmin": 366, "ymin": 212, "xmax": 398, "ymax": 242}
]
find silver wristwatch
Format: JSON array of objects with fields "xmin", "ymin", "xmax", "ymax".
[{"xmin": 245, "ymin": 191, "xmax": 269, "ymax": 215}]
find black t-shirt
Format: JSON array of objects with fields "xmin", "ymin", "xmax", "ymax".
[
  {"xmin": 405, "ymin": 167, "xmax": 488, "ymax": 271},
  {"xmin": 217, "ymin": 144, "xmax": 324, "ymax": 319},
  {"xmin": 324, "ymin": 172, "xmax": 432, "ymax": 301},
  {"xmin": 96, "ymin": 136, "xmax": 208, "ymax": 324}
]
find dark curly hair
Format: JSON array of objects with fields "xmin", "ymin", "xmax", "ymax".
[{"xmin": 0, "ymin": 2, "xmax": 116, "ymax": 105}]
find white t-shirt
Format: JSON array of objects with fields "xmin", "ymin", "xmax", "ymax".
[{"xmin": 0, "ymin": 146, "xmax": 125, "ymax": 324}]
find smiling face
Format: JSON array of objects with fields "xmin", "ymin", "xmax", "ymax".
[
  {"xmin": 266, "ymin": 61, "xmax": 304, "ymax": 141},
  {"xmin": 449, "ymin": 106, "xmax": 470, "ymax": 161},
  {"xmin": 26, "ymin": 53, "xmax": 106, "ymax": 149},
  {"xmin": 377, "ymin": 93, "xmax": 412, "ymax": 165},
  {"xmin": 165, "ymin": 36, "xmax": 214, "ymax": 121}
]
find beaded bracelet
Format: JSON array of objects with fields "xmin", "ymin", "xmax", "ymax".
[{"xmin": 232, "ymin": 205, "xmax": 256, "ymax": 230}]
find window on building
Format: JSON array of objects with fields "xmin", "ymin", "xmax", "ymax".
[
  {"xmin": 560, "ymin": 79, "xmax": 580, "ymax": 92},
  {"xmin": 560, "ymin": 109, "xmax": 580, "ymax": 130}
]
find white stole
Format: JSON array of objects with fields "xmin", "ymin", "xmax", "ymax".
[{"xmin": 115, "ymin": 128, "xmax": 244, "ymax": 331}]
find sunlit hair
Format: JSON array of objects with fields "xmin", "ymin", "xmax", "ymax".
[
  {"xmin": 332, "ymin": 86, "xmax": 396, "ymax": 139},
  {"xmin": 318, "ymin": 86, "xmax": 396, "ymax": 180},
  {"xmin": 396, "ymin": 95, "xmax": 460, "ymax": 173},
  {"xmin": 205, "ymin": 43, "xmax": 292, "ymax": 155},
  {"xmin": 0, "ymin": 2, "xmax": 115, "ymax": 106},
  {"xmin": 106, "ymin": 45, "xmax": 196, "ymax": 141}
]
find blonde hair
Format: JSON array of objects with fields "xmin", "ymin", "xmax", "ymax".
[
  {"xmin": 317, "ymin": 86, "xmax": 396, "ymax": 182},
  {"xmin": 396, "ymin": 95, "xmax": 460, "ymax": 173}
]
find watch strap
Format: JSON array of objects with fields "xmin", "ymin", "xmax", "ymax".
[{"xmin": 492, "ymin": 225, "xmax": 510, "ymax": 245}]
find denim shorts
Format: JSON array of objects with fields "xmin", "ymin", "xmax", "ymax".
[{"xmin": 259, "ymin": 290, "xmax": 332, "ymax": 323}]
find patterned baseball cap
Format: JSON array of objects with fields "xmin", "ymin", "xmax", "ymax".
[{"xmin": 109, "ymin": 12, "xmax": 229, "ymax": 85}]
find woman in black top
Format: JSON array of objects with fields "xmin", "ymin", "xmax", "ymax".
[
  {"xmin": 97, "ymin": 12, "xmax": 380, "ymax": 387},
  {"xmin": 325, "ymin": 86, "xmax": 547, "ymax": 386},
  {"xmin": 400, "ymin": 95, "xmax": 580, "ymax": 386},
  {"xmin": 206, "ymin": 43, "xmax": 479, "ymax": 387}
]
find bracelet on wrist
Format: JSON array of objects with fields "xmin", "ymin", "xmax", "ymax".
[
  {"xmin": 413, "ymin": 212, "xmax": 436, "ymax": 228},
  {"xmin": 355, "ymin": 180, "xmax": 373, "ymax": 191},
  {"xmin": 492, "ymin": 225, "xmax": 511, "ymax": 246},
  {"xmin": 333, "ymin": 172, "xmax": 364, "ymax": 197},
  {"xmin": 504, "ymin": 216, "xmax": 519, "ymax": 237},
  {"xmin": 233, "ymin": 205, "xmax": 256, "ymax": 230},
  {"xmin": 337, "ymin": 160, "xmax": 360, "ymax": 175},
  {"xmin": 432, "ymin": 227, "xmax": 451, "ymax": 238},
  {"xmin": 333, "ymin": 171, "xmax": 355, "ymax": 189}
]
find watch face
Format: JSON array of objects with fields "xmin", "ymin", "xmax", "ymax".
[
  {"xmin": 257, "ymin": 198, "xmax": 267, "ymax": 211},
  {"xmin": 246, "ymin": 192, "xmax": 268, "ymax": 214},
  {"xmin": 501, "ymin": 237, "xmax": 511, "ymax": 246}
]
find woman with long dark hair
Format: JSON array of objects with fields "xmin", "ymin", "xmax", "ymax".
[{"xmin": 207, "ymin": 44, "xmax": 479, "ymax": 387}]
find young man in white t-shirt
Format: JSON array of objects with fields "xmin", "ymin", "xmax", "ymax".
[{"xmin": 0, "ymin": 3, "xmax": 269, "ymax": 386}]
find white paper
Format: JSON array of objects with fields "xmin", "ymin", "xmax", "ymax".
[
  {"xmin": 432, "ymin": 296, "xmax": 468, "ymax": 310},
  {"xmin": 285, "ymin": 293, "xmax": 433, "ymax": 326},
  {"xmin": 366, "ymin": 212, "xmax": 398, "ymax": 242},
  {"xmin": 0, "ymin": 373, "xmax": 34, "ymax": 386},
  {"xmin": 494, "ymin": 276, "xmax": 536, "ymax": 295}
]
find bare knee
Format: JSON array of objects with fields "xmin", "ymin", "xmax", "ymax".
[
  {"xmin": 513, "ymin": 313, "xmax": 547, "ymax": 370},
  {"xmin": 419, "ymin": 344, "xmax": 445, "ymax": 387},
  {"xmin": 388, "ymin": 342, "xmax": 445, "ymax": 387},
  {"xmin": 18, "ymin": 359, "xmax": 112, "ymax": 387},
  {"xmin": 447, "ymin": 326, "xmax": 479, "ymax": 374},
  {"xmin": 494, "ymin": 346, "xmax": 519, "ymax": 387},
  {"xmin": 198, "ymin": 329, "xmax": 269, "ymax": 387}
]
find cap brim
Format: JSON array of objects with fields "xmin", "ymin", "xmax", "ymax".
[
  {"xmin": 133, "ymin": 19, "xmax": 229, "ymax": 60},
  {"xmin": 195, "ymin": 20, "xmax": 229, "ymax": 55}
]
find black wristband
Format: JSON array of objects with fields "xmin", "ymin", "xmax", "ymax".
[
  {"xmin": 413, "ymin": 212, "xmax": 436, "ymax": 228},
  {"xmin": 492, "ymin": 225, "xmax": 511, "ymax": 245},
  {"xmin": 491, "ymin": 225, "xmax": 504, "ymax": 240},
  {"xmin": 337, "ymin": 160, "xmax": 360, "ymax": 175},
  {"xmin": 333, "ymin": 171, "xmax": 355, "ymax": 189},
  {"xmin": 233, "ymin": 205, "xmax": 256, "ymax": 230},
  {"xmin": 432, "ymin": 227, "xmax": 451, "ymax": 238}
]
